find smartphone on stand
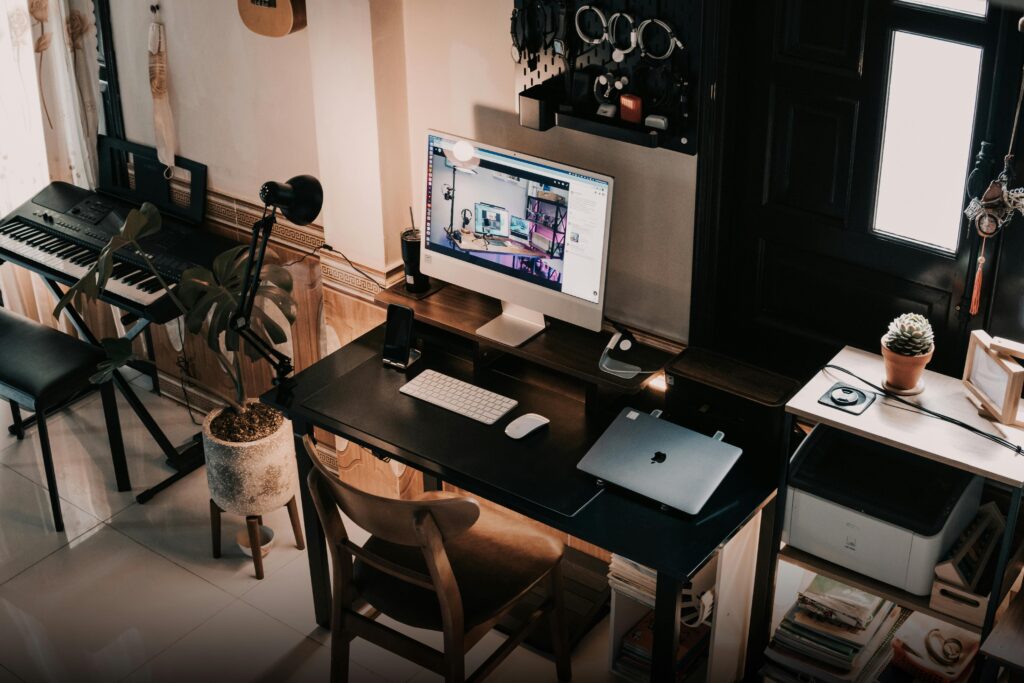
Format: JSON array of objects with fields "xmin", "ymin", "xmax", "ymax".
[{"xmin": 382, "ymin": 304, "xmax": 420, "ymax": 370}]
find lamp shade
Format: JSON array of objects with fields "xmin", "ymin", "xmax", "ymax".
[{"xmin": 259, "ymin": 174, "xmax": 323, "ymax": 226}]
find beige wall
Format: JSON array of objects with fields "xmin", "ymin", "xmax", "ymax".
[
  {"xmin": 109, "ymin": 2, "xmax": 319, "ymax": 201},
  {"xmin": 399, "ymin": 1, "xmax": 696, "ymax": 342},
  {"xmin": 108, "ymin": 1, "xmax": 694, "ymax": 341}
]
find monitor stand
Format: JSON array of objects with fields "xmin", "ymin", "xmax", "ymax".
[{"xmin": 476, "ymin": 302, "xmax": 545, "ymax": 347}]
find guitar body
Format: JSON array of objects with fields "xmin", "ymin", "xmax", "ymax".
[{"xmin": 238, "ymin": 0, "xmax": 307, "ymax": 37}]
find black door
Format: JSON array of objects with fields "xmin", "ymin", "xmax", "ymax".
[{"xmin": 696, "ymin": 0, "xmax": 1019, "ymax": 377}]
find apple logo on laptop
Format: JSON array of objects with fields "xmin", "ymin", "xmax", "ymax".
[{"xmin": 651, "ymin": 451, "xmax": 667, "ymax": 464}]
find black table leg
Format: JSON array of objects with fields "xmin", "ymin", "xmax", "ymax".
[
  {"xmin": 745, "ymin": 496, "xmax": 779, "ymax": 678},
  {"xmin": 980, "ymin": 486, "xmax": 1022, "ymax": 683},
  {"xmin": 652, "ymin": 572, "xmax": 683, "ymax": 683},
  {"xmin": 296, "ymin": 422, "xmax": 332, "ymax": 629}
]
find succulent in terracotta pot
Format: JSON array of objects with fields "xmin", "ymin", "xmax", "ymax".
[{"xmin": 881, "ymin": 313, "xmax": 935, "ymax": 392}]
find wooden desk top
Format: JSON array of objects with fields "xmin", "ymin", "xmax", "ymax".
[
  {"xmin": 456, "ymin": 233, "xmax": 547, "ymax": 257},
  {"xmin": 670, "ymin": 348, "xmax": 801, "ymax": 408},
  {"xmin": 264, "ymin": 325, "xmax": 778, "ymax": 581},
  {"xmin": 377, "ymin": 282, "xmax": 677, "ymax": 393},
  {"xmin": 786, "ymin": 346, "xmax": 1024, "ymax": 487}
]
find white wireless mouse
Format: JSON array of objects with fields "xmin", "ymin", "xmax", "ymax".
[{"xmin": 504, "ymin": 413, "xmax": 550, "ymax": 439}]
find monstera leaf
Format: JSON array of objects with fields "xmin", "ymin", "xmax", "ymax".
[
  {"xmin": 53, "ymin": 203, "xmax": 162, "ymax": 319},
  {"xmin": 176, "ymin": 245, "xmax": 296, "ymax": 363}
]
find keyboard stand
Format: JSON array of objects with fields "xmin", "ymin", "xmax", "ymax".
[{"xmin": 40, "ymin": 278, "xmax": 203, "ymax": 504}]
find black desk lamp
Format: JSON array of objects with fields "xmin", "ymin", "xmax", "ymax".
[{"xmin": 232, "ymin": 174, "xmax": 323, "ymax": 385}]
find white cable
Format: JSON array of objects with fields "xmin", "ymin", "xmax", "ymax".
[
  {"xmin": 574, "ymin": 4, "xmax": 608, "ymax": 45},
  {"xmin": 607, "ymin": 11, "xmax": 637, "ymax": 63},
  {"xmin": 637, "ymin": 18, "xmax": 685, "ymax": 60}
]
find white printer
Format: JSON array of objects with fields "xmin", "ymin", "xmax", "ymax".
[{"xmin": 784, "ymin": 426, "xmax": 982, "ymax": 596}]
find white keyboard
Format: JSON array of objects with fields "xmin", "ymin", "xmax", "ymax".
[{"xmin": 400, "ymin": 370, "xmax": 518, "ymax": 425}]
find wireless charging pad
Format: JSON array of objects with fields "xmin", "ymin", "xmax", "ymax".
[{"xmin": 817, "ymin": 382, "xmax": 876, "ymax": 415}]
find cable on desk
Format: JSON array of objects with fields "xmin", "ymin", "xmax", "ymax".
[{"xmin": 823, "ymin": 364, "xmax": 1023, "ymax": 456}]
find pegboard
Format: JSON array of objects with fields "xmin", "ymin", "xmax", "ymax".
[{"xmin": 514, "ymin": 0, "xmax": 702, "ymax": 155}]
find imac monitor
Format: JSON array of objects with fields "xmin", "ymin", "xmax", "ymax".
[
  {"xmin": 422, "ymin": 131, "xmax": 614, "ymax": 346},
  {"xmin": 474, "ymin": 203, "xmax": 510, "ymax": 238}
]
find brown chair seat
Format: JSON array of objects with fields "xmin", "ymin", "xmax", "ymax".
[{"xmin": 353, "ymin": 491, "xmax": 563, "ymax": 630}]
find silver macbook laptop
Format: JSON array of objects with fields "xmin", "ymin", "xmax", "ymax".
[{"xmin": 577, "ymin": 408, "xmax": 743, "ymax": 515}]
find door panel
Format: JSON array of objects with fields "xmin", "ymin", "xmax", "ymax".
[
  {"xmin": 775, "ymin": 0, "xmax": 869, "ymax": 76},
  {"xmin": 705, "ymin": 0, "xmax": 1006, "ymax": 377},
  {"xmin": 752, "ymin": 239, "xmax": 953, "ymax": 352},
  {"xmin": 765, "ymin": 86, "xmax": 860, "ymax": 222}
]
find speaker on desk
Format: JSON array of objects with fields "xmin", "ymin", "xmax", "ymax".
[{"xmin": 401, "ymin": 228, "xmax": 430, "ymax": 293}]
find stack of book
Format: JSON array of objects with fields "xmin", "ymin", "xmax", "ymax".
[
  {"xmin": 763, "ymin": 575, "xmax": 907, "ymax": 683},
  {"xmin": 609, "ymin": 554, "xmax": 657, "ymax": 607},
  {"xmin": 616, "ymin": 610, "xmax": 710, "ymax": 683}
]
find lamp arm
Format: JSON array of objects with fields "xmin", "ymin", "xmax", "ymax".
[
  {"xmin": 231, "ymin": 207, "xmax": 295, "ymax": 385},
  {"xmin": 237, "ymin": 326, "xmax": 294, "ymax": 383},
  {"xmin": 235, "ymin": 209, "xmax": 276, "ymax": 329}
]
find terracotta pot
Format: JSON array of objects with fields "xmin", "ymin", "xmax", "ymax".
[
  {"xmin": 203, "ymin": 402, "xmax": 297, "ymax": 517},
  {"xmin": 880, "ymin": 337, "xmax": 934, "ymax": 391}
]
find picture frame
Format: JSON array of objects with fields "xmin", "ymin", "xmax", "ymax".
[{"xmin": 962, "ymin": 330, "xmax": 1024, "ymax": 425}]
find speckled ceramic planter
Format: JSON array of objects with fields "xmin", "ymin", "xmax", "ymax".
[{"xmin": 203, "ymin": 403, "xmax": 297, "ymax": 517}]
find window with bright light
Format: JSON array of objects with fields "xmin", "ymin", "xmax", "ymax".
[
  {"xmin": 898, "ymin": 0, "xmax": 987, "ymax": 18},
  {"xmin": 873, "ymin": 31, "xmax": 982, "ymax": 253}
]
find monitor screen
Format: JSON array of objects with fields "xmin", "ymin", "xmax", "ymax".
[{"xmin": 423, "ymin": 133, "xmax": 611, "ymax": 305}]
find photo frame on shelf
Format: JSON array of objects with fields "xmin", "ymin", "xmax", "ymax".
[{"xmin": 962, "ymin": 330, "xmax": 1024, "ymax": 426}]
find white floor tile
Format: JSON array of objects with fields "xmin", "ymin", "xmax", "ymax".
[
  {"xmin": 109, "ymin": 463, "xmax": 307, "ymax": 597},
  {"xmin": 0, "ymin": 386, "xmax": 197, "ymax": 521},
  {"xmin": 239, "ymin": 552, "xmax": 332, "ymax": 644},
  {"xmin": 125, "ymin": 600, "xmax": 388, "ymax": 683},
  {"xmin": 0, "ymin": 525, "xmax": 233, "ymax": 683},
  {"xmin": 409, "ymin": 615, "xmax": 616, "ymax": 683},
  {"xmin": 0, "ymin": 664, "xmax": 21, "ymax": 683},
  {"xmin": 0, "ymin": 465, "xmax": 101, "ymax": 584}
]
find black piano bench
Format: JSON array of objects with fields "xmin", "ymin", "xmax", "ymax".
[{"xmin": 0, "ymin": 308, "xmax": 130, "ymax": 531}]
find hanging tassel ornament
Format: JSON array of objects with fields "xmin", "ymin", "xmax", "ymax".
[
  {"xmin": 962, "ymin": 64, "xmax": 1024, "ymax": 316},
  {"xmin": 970, "ymin": 237, "xmax": 986, "ymax": 316}
]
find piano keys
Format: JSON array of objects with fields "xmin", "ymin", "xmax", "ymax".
[{"xmin": 0, "ymin": 182, "xmax": 237, "ymax": 323}]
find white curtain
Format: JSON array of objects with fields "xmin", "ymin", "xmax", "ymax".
[{"xmin": 0, "ymin": 0, "xmax": 101, "ymax": 327}]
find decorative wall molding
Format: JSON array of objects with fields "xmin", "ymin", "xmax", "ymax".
[{"xmin": 319, "ymin": 249, "xmax": 404, "ymax": 301}]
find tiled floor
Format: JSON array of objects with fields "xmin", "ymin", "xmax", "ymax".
[{"xmin": 0, "ymin": 375, "xmax": 618, "ymax": 683}]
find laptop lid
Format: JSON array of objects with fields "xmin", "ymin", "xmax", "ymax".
[{"xmin": 576, "ymin": 408, "xmax": 743, "ymax": 515}]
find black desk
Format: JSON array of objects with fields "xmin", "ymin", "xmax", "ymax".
[{"xmin": 264, "ymin": 325, "xmax": 778, "ymax": 682}]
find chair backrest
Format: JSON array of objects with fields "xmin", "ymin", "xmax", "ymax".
[{"xmin": 302, "ymin": 436, "xmax": 479, "ymax": 546}]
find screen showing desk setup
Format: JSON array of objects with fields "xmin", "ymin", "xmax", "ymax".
[{"xmin": 422, "ymin": 132, "xmax": 613, "ymax": 346}]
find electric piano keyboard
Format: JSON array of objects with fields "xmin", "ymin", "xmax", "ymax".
[{"xmin": 0, "ymin": 182, "xmax": 236, "ymax": 324}]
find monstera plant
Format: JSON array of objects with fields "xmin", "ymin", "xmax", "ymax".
[{"xmin": 55, "ymin": 202, "xmax": 297, "ymax": 441}]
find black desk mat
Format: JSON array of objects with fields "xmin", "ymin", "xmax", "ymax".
[{"xmin": 301, "ymin": 355, "xmax": 605, "ymax": 517}]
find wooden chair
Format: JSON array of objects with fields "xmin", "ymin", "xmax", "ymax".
[{"xmin": 302, "ymin": 436, "xmax": 572, "ymax": 683}]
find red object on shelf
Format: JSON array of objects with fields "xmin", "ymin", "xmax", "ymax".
[{"xmin": 620, "ymin": 94, "xmax": 643, "ymax": 124}]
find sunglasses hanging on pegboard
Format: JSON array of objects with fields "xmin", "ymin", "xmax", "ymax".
[{"xmin": 515, "ymin": 0, "xmax": 700, "ymax": 155}]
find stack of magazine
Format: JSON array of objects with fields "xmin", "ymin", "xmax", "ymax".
[
  {"xmin": 763, "ymin": 576, "xmax": 909, "ymax": 683},
  {"xmin": 609, "ymin": 554, "xmax": 657, "ymax": 607},
  {"xmin": 616, "ymin": 611, "xmax": 709, "ymax": 683}
]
